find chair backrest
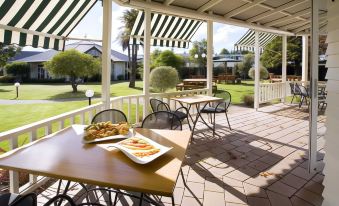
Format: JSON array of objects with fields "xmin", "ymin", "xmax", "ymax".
[
  {"xmin": 91, "ymin": 109, "xmax": 127, "ymax": 124},
  {"xmin": 215, "ymin": 90, "xmax": 231, "ymax": 109},
  {"xmin": 0, "ymin": 193, "xmax": 37, "ymax": 206},
  {"xmin": 296, "ymin": 84, "xmax": 308, "ymax": 97},
  {"xmin": 150, "ymin": 99, "xmax": 170, "ymax": 112},
  {"xmin": 289, "ymin": 82, "xmax": 296, "ymax": 94},
  {"xmin": 141, "ymin": 111, "xmax": 182, "ymax": 130}
]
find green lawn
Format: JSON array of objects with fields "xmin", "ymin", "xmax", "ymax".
[
  {"xmin": 216, "ymin": 80, "xmax": 254, "ymax": 104},
  {"xmin": 0, "ymin": 81, "xmax": 143, "ymax": 100}
]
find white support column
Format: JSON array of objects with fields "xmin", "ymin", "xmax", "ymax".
[
  {"xmin": 143, "ymin": 8, "xmax": 151, "ymax": 117},
  {"xmin": 281, "ymin": 35, "xmax": 287, "ymax": 102},
  {"xmin": 101, "ymin": 0, "xmax": 112, "ymax": 109},
  {"xmin": 302, "ymin": 35, "xmax": 309, "ymax": 82},
  {"xmin": 207, "ymin": 19, "xmax": 213, "ymax": 96},
  {"xmin": 254, "ymin": 30, "xmax": 260, "ymax": 110},
  {"xmin": 308, "ymin": 0, "xmax": 319, "ymax": 174}
]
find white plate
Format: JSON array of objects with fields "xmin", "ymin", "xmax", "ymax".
[
  {"xmin": 111, "ymin": 135, "xmax": 172, "ymax": 164},
  {"xmin": 82, "ymin": 129, "xmax": 133, "ymax": 144}
]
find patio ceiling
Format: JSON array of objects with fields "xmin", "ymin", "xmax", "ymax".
[
  {"xmin": 130, "ymin": 11, "xmax": 203, "ymax": 48},
  {"xmin": 234, "ymin": 29, "xmax": 278, "ymax": 51},
  {"xmin": 0, "ymin": 0, "xmax": 97, "ymax": 50},
  {"xmin": 114, "ymin": 0, "xmax": 328, "ymax": 36}
]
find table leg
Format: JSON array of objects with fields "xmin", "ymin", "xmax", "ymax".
[
  {"xmin": 139, "ymin": 193, "xmax": 144, "ymax": 206},
  {"xmin": 56, "ymin": 180, "xmax": 71, "ymax": 206},
  {"xmin": 195, "ymin": 103, "xmax": 214, "ymax": 130}
]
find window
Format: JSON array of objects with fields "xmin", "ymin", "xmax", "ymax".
[{"xmin": 38, "ymin": 64, "xmax": 50, "ymax": 79}]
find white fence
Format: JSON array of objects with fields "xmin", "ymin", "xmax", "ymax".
[
  {"xmin": 259, "ymin": 82, "xmax": 286, "ymax": 103},
  {"xmin": 0, "ymin": 88, "xmax": 208, "ymax": 194}
]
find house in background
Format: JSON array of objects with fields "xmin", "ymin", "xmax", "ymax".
[{"xmin": 9, "ymin": 41, "xmax": 129, "ymax": 80}]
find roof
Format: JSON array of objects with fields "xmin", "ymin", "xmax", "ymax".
[
  {"xmin": 114, "ymin": 0, "xmax": 328, "ymax": 35},
  {"xmin": 0, "ymin": 0, "xmax": 97, "ymax": 50},
  {"xmin": 130, "ymin": 11, "xmax": 202, "ymax": 48},
  {"xmin": 11, "ymin": 41, "xmax": 128, "ymax": 63},
  {"xmin": 213, "ymin": 57, "xmax": 241, "ymax": 62},
  {"xmin": 8, "ymin": 51, "xmax": 42, "ymax": 62}
]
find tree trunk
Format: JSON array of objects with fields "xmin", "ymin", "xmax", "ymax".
[
  {"xmin": 71, "ymin": 76, "xmax": 78, "ymax": 93},
  {"xmin": 129, "ymin": 44, "xmax": 136, "ymax": 88}
]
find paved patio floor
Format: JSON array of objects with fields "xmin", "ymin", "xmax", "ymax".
[{"xmin": 35, "ymin": 103, "xmax": 326, "ymax": 206}]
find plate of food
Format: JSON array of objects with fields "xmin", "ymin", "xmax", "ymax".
[
  {"xmin": 83, "ymin": 121, "xmax": 133, "ymax": 144},
  {"xmin": 112, "ymin": 136, "xmax": 172, "ymax": 164}
]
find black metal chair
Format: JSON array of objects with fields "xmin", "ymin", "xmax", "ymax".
[
  {"xmin": 200, "ymin": 90, "xmax": 232, "ymax": 136},
  {"xmin": 289, "ymin": 82, "xmax": 301, "ymax": 103},
  {"xmin": 141, "ymin": 111, "xmax": 182, "ymax": 130},
  {"xmin": 295, "ymin": 84, "xmax": 309, "ymax": 108},
  {"xmin": 91, "ymin": 109, "xmax": 127, "ymax": 124},
  {"xmin": 150, "ymin": 99, "xmax": 191, "ymax": 129},
  {"xmin": 0, "ymin": 193, "xmax": 37, "ymax": 206}
]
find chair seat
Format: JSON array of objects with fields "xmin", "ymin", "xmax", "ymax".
[
  {"xmin": 172, "ymin": 110, "xmax": 188, "ymax": 120},
  {"xmin": 200, "ymin": 106, "xmax": 226, "ymax": 113}
]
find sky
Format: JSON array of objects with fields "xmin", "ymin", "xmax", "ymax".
[{"xmin": 24, "ymin": 2, "xmax": 248, "ymax": 54}]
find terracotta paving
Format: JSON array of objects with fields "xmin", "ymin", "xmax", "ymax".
[{"xmin": 35, "ymin": 103, "xmax": 326, "ymax": 206}]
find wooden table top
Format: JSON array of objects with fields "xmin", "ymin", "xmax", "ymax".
[
  {"xmin": 0, "ymin": 126, "xmax": 191, "ymax": 196},
  {"xmin": 171, "ymin": 95, "xmax": 223, "ymax": 105}
]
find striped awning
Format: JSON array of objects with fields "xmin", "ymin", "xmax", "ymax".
[
  {"xmin": 130, "ymin": 11, "xmax": 202, "ymax": 48},
  {"xmin": 234, "ymin": 30, "xmax": 278, "ymax": 52},
  {"xmin": 0, "ymin": 0, "xmax": 97, "ymax": 50}
]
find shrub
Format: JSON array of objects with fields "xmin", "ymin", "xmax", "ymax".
[
  {"xmin": 5, "ymin": 62, "xmax": 30, "ymax": 79},
  {"xmin": 150, "ymin": 66, "xmax": 179, "ymax": 92},
  {"xmin": 117, "ymin": 74, "xmax": 125, "ymax": 80},
  {"xmin": 0, "ymin": 76, "xmax": 15, "ymax": 83},
  {"xmin": 248, "ymin": 66, "xmax": 269, "ymax": 80},
  {"xmin": 242, "ymin": 94, "xmax": 254, "ymax": 107}
]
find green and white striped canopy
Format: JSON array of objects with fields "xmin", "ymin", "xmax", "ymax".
[
  {"xmin": 234, "ymin": 29, "xmax": 277, "ymax": 52},
  {"xmin": 130, "ymin": 11, "xmax": 202, "ymax": 48},
  {"xmin": 0, "ymin": 0, "xmax": 97, "ymax": 50}
]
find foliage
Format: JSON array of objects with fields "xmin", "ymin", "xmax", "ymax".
[
  {"xmin": 5, "ymin": 62, "xmax": 30, "ymax": 79},
  {"xmin": 117, "ymin": 9, "xmax": 139, "ymax": 88},
  {"xmin": 261, "ymin": 36, "xmax": 302, "ymax": 70},
  {"xmin": 189, "ymin": 39, "xmax": 207, "ymax": 68},
  {"xmin": 248, "ymin": 66, "xmax": 269, "ymax": 80},
  {"xmin": 219, "ymin": 48, "xmax": 230, "ymax": 55},
  {"xmin": 152, "ymin": 50, "xmax": 184, "ymax": 70},
  {"xmin": 0, "ymin": 76, "xmax": 15, "ymax": 83},
  {"xmin": 150, "ymin": 66, "xmax": 179, "ymax": 92},
  {"xmin": 235, "ymin": 53, "xmax": 254, "ymax": 79},
  {"xmin": 242, "ymin": 94, "xmax": 254, "ymax": 107},
  {"xmin": 44, "ymin": 49, "xmax": 100, "ymax": 93},
  {"xmin": 0, "ymin": 43, "xmax": 21, "ymax": 67},
  {"xmin": 117, "ymin": 74, "xmax": 125, "ymax": 80}
]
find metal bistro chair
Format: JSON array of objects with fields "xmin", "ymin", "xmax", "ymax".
[
  {"xmin": 150, "ymin": 99, "xmax": 191, "ymax": 130},
  {"xmin": 91, "ymin": 109, "xmax": 127, "ymax": 124},
  {"xmin": 289, "ymin": 82, "xmax": 301, "ymax": 103},
  {"xmin": 295, "ymin": 84, "xmax": 309, "ymax": 108},
  {"xmin": 200, "ymin": 90, "xmax": 232, "ymax": 136},
  {"xmin": 0, "ymin": 193, "xmax": 37, "ymax": 206},
  {"xmin": 141, "ymin": 111, "xmax": 182, "ymax": 130}
]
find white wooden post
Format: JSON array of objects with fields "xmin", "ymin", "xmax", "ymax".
[
  {"xmin": 281, "ymin": 35, "xmax": 287, "ymax": 102},
  {"xmin": 101, "ymin": 0, "xmax": 112, "ymax": 109},
  {"xmin": 9, "ymin": 138, "xmax": 19, "ymax": 193},
  {"xmin": 254, "ymin": 30, "xmax": 260, "ymax": 110},
  {"xmin": 308, "ymin": 0, "xmax": 318, "ymax": 174},
  {"xmin": 302, "ymin": 35, "xmax": 309, "ymax": 82},
  {"xmin": 207, "ymin": 19, "xmax": 213, "ymax": 96},
  {"xmin": 143, "ymin": 8, "xmax": 151, "ymax": 117}
]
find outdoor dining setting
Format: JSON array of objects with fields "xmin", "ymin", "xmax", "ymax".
[{"xmin": 1, "ymin": 0, "xmax": 339, "ymax": 205}]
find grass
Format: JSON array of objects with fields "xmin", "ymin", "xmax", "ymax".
[
  {"xmin": 216, "ymin": 80, "xmax": 254, "ymax": 104},
  {"xmin": 0, "ymin": 81, "xmax": 143, "ymax": 100}
]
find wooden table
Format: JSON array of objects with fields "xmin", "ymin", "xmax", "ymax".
[
  {"xmin": 0, "ymin": 126, "xmax": 191, "ymax": 199},
  {"xmin": 171, "ymin": 95, "xmax": 223, "ymax": 137}
]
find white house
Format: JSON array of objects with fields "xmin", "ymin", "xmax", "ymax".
[{"xmin": 10, "ymin": 41, "xmax": 129, "ymax": 80}]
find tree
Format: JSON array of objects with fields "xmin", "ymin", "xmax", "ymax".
[
  {"xmin": 261, "ymin": 36, "xmax": 302, "ymax": 70},
  {"xmin": 150, "ymin": 66, "xmax": 179, "ymax": 92},
  {"xmin": 236, "ymin": 53, "xmax": 254, "ymax": 79},
  {"xmin": 153, "ymin": 50, "xmax": 184, "ymax": 70},
  {"xmin": 219, "ymin": 48, "xmax": 229, "ymax": 55},
  {"xmin": 44, "ymin": 49, "xmax": 100, "ymax": 93},
  {"xmin": 117, "ymin": 9, "xmax": 138, "ymax": 88},
  {"xmin": 248, "ymin": 66, "xmax": 269, "ymax": 80},
  {"xmin": 0, "ymin": 43, "xmax": 21, "ymax": 67},
  {"xmin": 5, "ymin": 62, "xmax": 30, "ymax": 79},
  {"xmin": 189, "ymin": 39, "xmax": 207, "ymax": 69}
]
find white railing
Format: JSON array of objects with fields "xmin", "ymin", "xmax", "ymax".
[
  {"xmin": 0, "ymin": 88, "xmax": 208, "ymax": 193},
  {"xmin": 259, "ymin": 82, "xmax": 285, "ymax": 104}
]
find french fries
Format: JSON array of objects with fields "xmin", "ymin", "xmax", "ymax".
[{"xmin": 84, "ymin": 121, "xmax": 130, "ymax": 141}]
